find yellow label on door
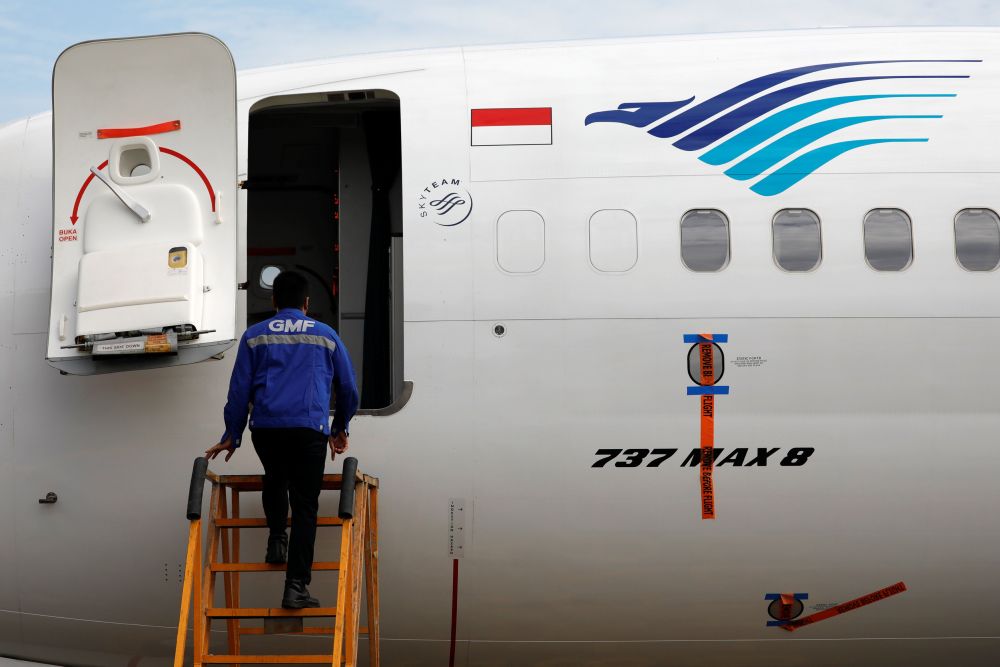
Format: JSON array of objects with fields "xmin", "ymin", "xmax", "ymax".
[{"xmin": 168, "ymin": 246, "xmax": 188, "ymax": 269}]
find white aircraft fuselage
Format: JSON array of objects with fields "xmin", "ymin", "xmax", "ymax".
[{"xmin": 0, "ymin": 27, "xmax": 999, "ymax": 666}]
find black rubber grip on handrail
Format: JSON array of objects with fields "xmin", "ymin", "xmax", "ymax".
[
  {"xmin": 338, "ymin": 457, "xmax": 359, "ymax": 520},
  {"xmin": 186, "ymin": 457, "xmax": 209, "ymax": 521}
]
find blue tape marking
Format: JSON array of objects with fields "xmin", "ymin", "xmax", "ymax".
[
  {"xmin": 687, "ymin": 386, "xmax": 730, "ymax": 395},
  {"xmin": 683, "ymin": 334, "xmax": 729, "ymax": 343},
  {"xmin": 765, "ymin": 593, "xmax": 809, "ymax": 626}
]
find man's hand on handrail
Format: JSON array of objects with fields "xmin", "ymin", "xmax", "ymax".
[
  {"xmin": 329, "ymin": 432, "xmax": 349, "ymax": 461},
  {"xmin": 205, "ymin": 437, "xmax": 236, "ymax": 463}
]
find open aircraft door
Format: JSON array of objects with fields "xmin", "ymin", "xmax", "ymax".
[{"xmin": 48, "ymin": 33, "xmax": 237, "ymax": 375}]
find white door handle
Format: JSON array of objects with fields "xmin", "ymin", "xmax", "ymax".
[{"xmin": 90, "ymin": 166, "xmax": 151, "ymax": 223}]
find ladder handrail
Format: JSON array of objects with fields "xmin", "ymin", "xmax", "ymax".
[
  {"xmin": 338, "ymin": 457, "xmax": 359, "ymax": 519},
  {"xmin": 186, "ymin": 457, "xmax": 209, "ymax": 520},
  {"xmin": 174, "ymin": 456, "xmax": 208, "ymax": 667}
]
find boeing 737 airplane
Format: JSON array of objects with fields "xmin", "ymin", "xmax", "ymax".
[{"xmin": 0, "ymin": 27, "xmax": 999, "ymax": 666}]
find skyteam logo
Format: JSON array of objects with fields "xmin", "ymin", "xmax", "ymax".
[
  {"xmin": 417, "ymin": 177, "xmax": 473, "ymax": 227},
  {"xmin": 585, "ymin": 60, "xmax": 979, "ymax": 196}
]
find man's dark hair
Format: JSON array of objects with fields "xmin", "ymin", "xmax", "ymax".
[{"xmin": 272, "ymin": 270, "xmax": 309, "ymax": 309}]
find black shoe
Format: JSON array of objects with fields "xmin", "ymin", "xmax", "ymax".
[
  {"xmin": 265, "ymin": 533, "xmax": 288, "ymax": 565},
  {"xmin": 282, "ymin": 578, "xmax": 320, "ymax": 609}
]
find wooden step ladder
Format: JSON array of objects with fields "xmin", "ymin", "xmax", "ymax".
[{"xmin": 174, "ymin": 456, "xmax": 380, "ymax": 666}]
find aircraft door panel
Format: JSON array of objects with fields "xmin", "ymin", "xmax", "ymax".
[{"xmin": 48, "ymin": 33, "xmax": 238, "ymax": 375}]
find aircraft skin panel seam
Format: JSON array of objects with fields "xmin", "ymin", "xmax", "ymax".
[
  {"xmin": 403, "ymin": 316, "xmax": 1000, "ymax": 323},
  {"xmin": 468, "ymin": 171, "xmax": 1000, "ymax": 184}
]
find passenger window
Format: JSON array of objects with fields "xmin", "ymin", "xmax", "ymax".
[
  {"xmin": 497, "ymin": 210, "xmax": 545, "ymax": 273},
  {"xmin": 259, "ymin": 265, "xmax": 282, "ymax": 289},
  {"xmin": 864, "ymin": 209, "xmax": 912, "ymax": 271},
  {"xmin": 589, "ymin": 209, "xmax": 638, "ymax": 272},
  {"xmin": 955, "ymin": 208, "xmax": 1000, "ymax": 271},
  {"xmin": 772, "ymin": 209, "xmax": 821, "ymax": 272},
  {"xmin": 680, "ymin": 209, "xmax": 730, "ymax": 272}
]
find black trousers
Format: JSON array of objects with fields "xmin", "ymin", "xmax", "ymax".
[{"xmin": 251, "ymin": 428, "xmax": 327, "ymax": 584}]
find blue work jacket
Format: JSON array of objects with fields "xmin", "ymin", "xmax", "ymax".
[{"xmin": 220, "ymin": 308, "xmax": 360, "ymax": 447}]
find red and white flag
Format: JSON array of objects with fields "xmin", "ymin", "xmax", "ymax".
[{"xmin": 471, "ymin": 107, "xmax": 552, "ymax": 146}]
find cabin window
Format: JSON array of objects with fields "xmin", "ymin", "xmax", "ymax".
[
  {"xmin": 497, "ymin": 210, "xmax": 545, "ymax": 273},
  {"xmin": 864, "ymin": 209, "xmax": 912, "ymax": 271},
  {"xmin": 955, "ymin": 208, "xmax": 1000, "ymax": 271},
  {"xmin": 259, "ymin": 265, "xmax": 282, "ymax": 290},
  {"xmin": 680, "ymin": 209, "xmax": 730, "ymax": 272},
  {"xmin": 589, "ymin": 209, "xmax": 638, "ymax": 272},
  {"xmin": 772, "ymin": 209, "xmax": 821, "ymax": 272},
  {"xmin": 247, "ymin": 90, "xmax": 404, "ymax": 411}
]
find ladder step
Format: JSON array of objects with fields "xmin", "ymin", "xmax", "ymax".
[
  {"xmin": 216, "ymin": 517, "xmax": 343, "ymax": 528},
  {"xmin": 216, "ymin": 473, "xmax": 350, "ymax": 492},
  {"xmin": 239, "ymin": 626, "xmax": 368, "ymax": 636},
  {"xmin": 211, "ymin": 561, "xmax": 340, "ymax": 572},
  {"xmin": 206, "ymin": 607, "xmax": 338, "ymax": 618},
  {"xmin": 202, "ymin": 655, "xmax": 342, "ymax": 664}
]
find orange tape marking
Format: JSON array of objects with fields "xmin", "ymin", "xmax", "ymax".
[
  {"xmin": 97, "ymin": 120, "xmax": 181, "ymax": 139},
  {"xmin": 698, "ymin": 336, "xmax": 715, "ymax": 520},
  {"xmin": 781, "ymin": 582, "xmax": 907, "ymax": 631}
]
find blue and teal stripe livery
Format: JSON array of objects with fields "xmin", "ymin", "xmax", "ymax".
[
  {"xmin": 723, "ymin": 115, "xmax": 941, "ymax": 181},
  {"xmin": 585, "ymin": 60, "xmax": 978, "ymax": 196},
  {"xmin": 700, "ymin": 94, "xmax": 954, "ymax": 166}
]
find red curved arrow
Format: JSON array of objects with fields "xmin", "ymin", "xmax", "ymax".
[
  {"xmin": 68, "ymin": 147, "xmax": 216, "ymax": 225},
  {"xmin": 158, "ymin": 147, "xmax": 216, "ymax": 213}
]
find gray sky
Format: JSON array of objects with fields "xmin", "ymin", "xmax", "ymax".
[{"xmin": 3, "ymin": 0, "xmax": 1000, "ymax": 123}]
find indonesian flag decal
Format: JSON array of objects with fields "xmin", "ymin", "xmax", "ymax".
[{"xmin": 471, "ymin": 107, "xmax": 552, "ymax": 146}]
